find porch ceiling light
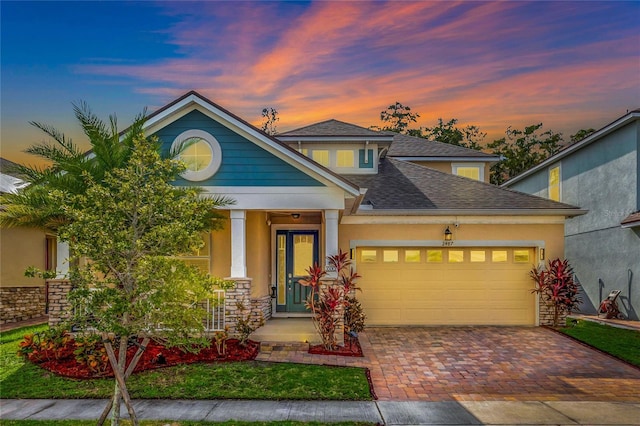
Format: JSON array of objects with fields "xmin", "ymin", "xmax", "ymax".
[
  {"xmin": 444, "ymin": 226, "xmax": 453, "ymax": 241},
  {"xmin": 291, "ymin": 213, "xmax": 301, "ymax": 219}
]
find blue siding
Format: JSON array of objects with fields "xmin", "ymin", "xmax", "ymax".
[
  {"xmin": 153, "ymin": 110, "xmax": 324, "ymax": 187},
  {"xmin": 358, "ymin": 149, "xmax": 374, "ymax": 168}
]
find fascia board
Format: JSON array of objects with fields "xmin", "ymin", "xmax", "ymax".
[
  {"xmin": 391, "ymin": 156, "xmax": 500, "ymax": 162},
  {"xmin": 352, "ymin": 208, "xmax": 588, "ymax": 217},
  {"xmin": 143, "ymin": 94, "xmax": 361, "ymax": 197},
  {"xmin": 503, "ymin": 112, "xmax": 640, "ymax": 187}
]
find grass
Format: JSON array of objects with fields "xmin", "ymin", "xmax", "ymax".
[
  {"xmin": 1, "ymin": 422, "xmax": 376, "ymax": 426},
  {"xmin": 560, "ymin": 318, "xmax": 640, "ymax": 367},
  {"xmin": 1, "ymin": 325, "xmax": 372, "ymax": 400}
]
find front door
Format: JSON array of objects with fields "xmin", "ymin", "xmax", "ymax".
[{"xmin": 275, "ymin": 230, "xmax": 319, "ymax": 313}]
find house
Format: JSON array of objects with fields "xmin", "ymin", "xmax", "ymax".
[
  {"xmin": 503, "ymin": 109, "xmax": 640, "ymax": 321},
  {"xmin": 0, "ymin": 158, "xmax": 55, "ymax": 324},
  {"xmin": 48, "ymin": 91, "xmax": 584, "ymax": 328}
]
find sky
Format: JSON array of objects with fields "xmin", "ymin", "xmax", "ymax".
[{"xmin": 1, "ymin": 0, "xmax": 639, "ymax": 166}]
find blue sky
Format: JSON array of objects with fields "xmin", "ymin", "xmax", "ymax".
[{"xmin": 1, "ymin": 1, "xmax": 639, "ymax": 165}]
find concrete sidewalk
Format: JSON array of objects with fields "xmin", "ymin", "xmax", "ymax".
[{"xmin": 2, "ymin": 399, "xmax": 640, "ymax": 425}]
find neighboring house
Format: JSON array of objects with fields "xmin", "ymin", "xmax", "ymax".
[
  {"xmin": 504, "ymin": 109, "xmax": 640, "ymax": 321},
  {"xmin": 49, "ymin": 92, "xmax": 584, "ymax": 328},
  {"xmin": 0, "ymin": 158, "xmax": 55, "ymax": 324}
]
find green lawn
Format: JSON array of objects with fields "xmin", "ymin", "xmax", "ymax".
[
  {"xmin": 2, "ymin": 421, "xmax": 376, "ymax": 426},
  {"xmin": 0, "ymin": 325, "xmax": 372, "ymax": 400},
  {"xmin": 561, "ymin": 319, "xmax": 640, "ymax": 367}
]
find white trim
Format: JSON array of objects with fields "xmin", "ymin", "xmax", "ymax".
[
  {"xmin": 170, "ymin": 129, "xmax": 222, "ymax": 181},
  {"xmin": 143, "ymin": 94, "xmax": 360, "ymax": 196},
  {"xmin": 452, "ymin": 162, "xmax": 485, "ymax": 181},
  {"xmin": 199, "ymin": 186, "xmax": 346, "ymax": 210},
  {"xmin": 341, "ymin": 215, "xmax": 567, "ymax": 225},
  {"xmin": 230, "ymin": 210, "xmax": 247, "ymax": 278},
  {"xmin": 349, "ymin": 239, "xmax": 545, "ymax": 249},
  {"xmin": 393, "ymin": 156, "xmax": 499, "ymax": 162},
  {"xmin": 324, "ymin": 210, "xmax": 339, "ymax": 277},
  {"xmin": 56, "ymin": 240, "xmax": 70, "ymax": 279},
  {"xmin": 353, "ymin": 207, "xmax": 587, "ymax": 216},
  {"xmin": 503, "ymin": 111, "xmax": 640, "ymax": 186}
]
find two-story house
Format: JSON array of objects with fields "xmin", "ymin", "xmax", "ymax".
[
  {"xmin": 504, "ymin": 110, "xmax": 640, "ymax": 321},
  {"xmin": 49, "ymin": 91, "xmax": 584, "ymax": 327}
]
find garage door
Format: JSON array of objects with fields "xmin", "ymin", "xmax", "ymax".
[{"xmin": 357, "ymin": 247, "xmax": 536, "ymax": 326}]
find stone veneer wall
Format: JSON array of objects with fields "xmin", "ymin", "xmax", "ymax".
[
  {"xmin": 320, "ymin": 277, "xmax": 345, "ymax": 346},
  {"xmin": 47, "ymin": 279, "xmax": 73, "ymax": 327},
  {"xmin": 0, "ymin": 286, "xmax": 46, "ymax": 324},
  {"xmin": 538, "ymin": 297, "xmax": 569, "ymax": 326},
  {"xmin": 223, "ymin": 280, "xmax": 272, "ymax": 336}
]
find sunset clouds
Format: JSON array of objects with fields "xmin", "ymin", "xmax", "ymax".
[{"xmin": 2, "ymin": 1, "xmax": 638, "ymax": 164}]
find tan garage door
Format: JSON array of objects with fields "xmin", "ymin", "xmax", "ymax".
[{"xmin": 357, "ymin": 247, "xmax": 536, "ymax": 326}]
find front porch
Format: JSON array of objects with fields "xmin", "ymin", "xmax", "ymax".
[{"xmin": 250, "ymin": 317, "xmax": 320, "ymax": 344}]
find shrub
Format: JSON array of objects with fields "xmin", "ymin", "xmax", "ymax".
[
  {"xmin": 531, "ymin": 258, "xmax": 581, "ymax": 327},
  {"xmin": 234, "ymin": 302, "xmax": 264, "ymax": 347},
  {"xmin": 18, "ymin": 327, "xmax": 72, "ymax": 362}
]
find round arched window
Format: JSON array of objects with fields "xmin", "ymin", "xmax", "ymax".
[{"xmin": 171, "ymin": 130, "xmax": 222, "ymax": 181}]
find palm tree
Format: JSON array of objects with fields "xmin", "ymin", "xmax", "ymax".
[{"xmin": 0, "ymin": 102, "xmax": 147, "ymax": 231}]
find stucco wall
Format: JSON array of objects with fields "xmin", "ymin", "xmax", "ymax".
[
  {"xmin": 508, "ymin": 121, "xmax": 640, "ymax": 319},
  {"xmin": 246, "ymin": 210, "xmax": 271, "ymax": 298},
  {"xmin": 211, "ymin": 211, "xmax": 231, "ymax": 280},
  {"xmin": 408, "ymin": 161, "xmax": 492, "ymax": 183},
  {"xmin": 338, "ymin": 221, "xmax": 565, "ymax": 263},
  {"xmin": 1, "ymin": 227, "xmax": 46, "ymax": 288}
]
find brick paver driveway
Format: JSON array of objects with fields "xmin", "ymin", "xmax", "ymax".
[{"xmin": 258, "ymin": 326, "xmax": 640, "ymax": 402}]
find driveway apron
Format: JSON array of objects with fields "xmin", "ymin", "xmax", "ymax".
[{"xmin": 257, "ymin": 326, "xmax": 640, "ymax": 402}]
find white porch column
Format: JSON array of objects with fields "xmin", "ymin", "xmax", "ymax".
[
  {"xmin": 230, "ymin": 209, "xmax": 248, "ymax": 278},
  {"xmin": 324, "ymin": 209, "xmax": 339, "ymax": 277},
  {"xmin": 56, "ymin": 240, "xmax": 69, "ymax": 278}
]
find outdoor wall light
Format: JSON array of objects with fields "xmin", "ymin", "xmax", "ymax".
[
  {"xmin": 444, "ymin": 226, "xmax": 453, "ymax": 241},
  {"xmin": 291, "ymin": 213, "xmax": 301, "ymax": 219},
  {"xmin": 539, "ymin": 248, "xmax": 545, "ymax": 260}
]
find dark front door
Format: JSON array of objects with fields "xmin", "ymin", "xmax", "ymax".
[{"xmin": 275, "ymin": 230, "xmax": 319, "ymax": 313}]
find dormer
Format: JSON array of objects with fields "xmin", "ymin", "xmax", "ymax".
[
  {"xmin": 386, "ymin": 133, "xmax": 500, "ymax": 182},
  {"xmin": 277, "ymin": 120, "xmax": 394, "ymax": 175}
]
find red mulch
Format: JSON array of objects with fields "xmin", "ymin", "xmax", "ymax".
[
  {"xmin": 31, "ymin": 338, "xmax": 259, "ymax": 379},
  {"xmin": 308, "ymin": 333, "xmax": 363, "ymax": 357}
]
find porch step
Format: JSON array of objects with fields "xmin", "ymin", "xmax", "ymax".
[
  {"xmin": 249, "ymin": 318, "xmax": 321, "ymax": 344},
  {"xmin": 259, "ymin": 342, "xmax": 310, "ymax": 352}
]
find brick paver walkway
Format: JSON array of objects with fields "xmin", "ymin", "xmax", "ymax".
[{"xmin": 256, "ymin": 327, "xmax": 640, "ymax": 402}]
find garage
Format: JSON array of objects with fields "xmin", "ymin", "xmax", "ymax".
[{"xmin": 356, "ymin": 246, "xmax": 536, "ymax": 326}]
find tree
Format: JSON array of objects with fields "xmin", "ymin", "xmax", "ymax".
[
  {"xmin": 260, "ymin": 107, "xmax": 279, "ymax": 135},
  {"xmin": 421, "ymin": 118, "xmax": 486, "ymax": 150},
  {"xmin": 0, "ymin": 102, "xmax": 146, "ymax": 231},
  {"xmin": 487, "ymin": 123, "xmax": 563, "ymax": 185},
  {"xmin": 60, "ymin": 136, "xmax": 230, "ymax": 425},
  {"xmin": 570, "ymin": 128, "xmax": 596, "ymax": 144},
  {"xmin": 372, "ymin": 101, "xmax": 420, "ymax": 133}
]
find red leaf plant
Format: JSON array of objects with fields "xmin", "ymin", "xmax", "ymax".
[{"xmin": 531, "ymin": 258, "xmax": 581, "ymax": 327}]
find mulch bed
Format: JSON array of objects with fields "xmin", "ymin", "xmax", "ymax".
[
  {"xmin": 30, "ymin": 337, "xmax": 260, "ymax": 379},
  {"xmin": 308, "ymin": 333, "xmax": 363, "ymax": 357}
]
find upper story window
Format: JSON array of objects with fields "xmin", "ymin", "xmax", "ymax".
[
  {"xmin": 336, "ymin": 150, "xmax": 355, "ymax": 168},
  {"xmin": 171, "ymin": 129, "xmax": 222, "ymax": 181},
  {"xmin": 452, "ymin": 163, "xmax": 484, "ymax": 181},
  {"xmin": 548, "ymin": 165, "xmax": 561, "ymax": 201},
  {"xmin": 311, "ymin": 150, "xmax": 330, "ymax": 167}
]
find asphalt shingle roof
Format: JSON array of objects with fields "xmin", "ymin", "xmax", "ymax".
[
  {"xmin": 387, "ymin": 133, "xmax": 497, "ymax": 158},
  {"xmin": 344, "ymin": 158, "xmax": 580, "ymax": 211},
  {"xmin": 279, "ymin": 119, "xmax": 389, "ymax": 138}
]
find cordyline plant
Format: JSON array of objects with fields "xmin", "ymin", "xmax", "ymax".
[
  {"xmin": 57, "ymin": 136, "xmax": 231, "ymax": 426},
  {"xmin": 531, "ymin": 258, "xmax": 581, "ymax": 327},
  {"xmin": 299, "ymin": 250, "xmax": 362, "ymax": 350}
]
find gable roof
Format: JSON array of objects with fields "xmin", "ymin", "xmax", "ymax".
[
  {"xmin": 344, "ymin": 158, "xmax": 584, "ymax": 215},
  {"xmin": 141, "ymin": 91, "xmax": 361, "ymax": 197},
  {"xmin": 387, "ymin": 133, "xmax": 499, "ymax": 160},
  {"xmin": 504, "ymin": 109, "xmax": 640, "ymax": 186},
  {"xmin": 278, "ymin": 119, "xmax": 391, "ymax": 140}
]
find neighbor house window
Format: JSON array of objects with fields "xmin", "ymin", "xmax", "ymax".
[
  {"xmin": 312, "ymin": 150, "xmax": 330, "ymax": 167},
  {"xmin": 452, "ymin": 163, "xmax": 483, "ymax": 181},
  {"xmin": 549, "ymin": 165, "xmax": 561, "ymax": 201},
  {"xmin": 336, "ymin": 150, "xmax": 355, "ymax": 168},
  {"xmin": 171, "ymin": 129, "xmax": 222, "ymax": 181}
]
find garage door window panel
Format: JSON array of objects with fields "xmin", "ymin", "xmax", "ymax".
[
  {"xmin": 448, "ymin": 250, "xmax": 464, "ymax": 263},
  {"xmin": 492, "ymin": 250, "xmax": 508, "ymax": 262},
  {"xmin": 404, "ymin": 250, "xmax": 421, "ymax": 263},
  {"xmin": 383, "ymin": 249, "xmax": 399, "ymax": 263},
  {"xmin": 361, "ymin": 249, "xmax": 377, "ymax": 263},
  {"xmin": 470, "ymin": 250, "xmax": 486, "ymax": 262},
  {"xmin": 427, "ymin": 250, "xmax": 443, "ymax": 262},
  {"xmin": 514, "ymin": 249, "xmax": 530, "ymax": 263}
]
